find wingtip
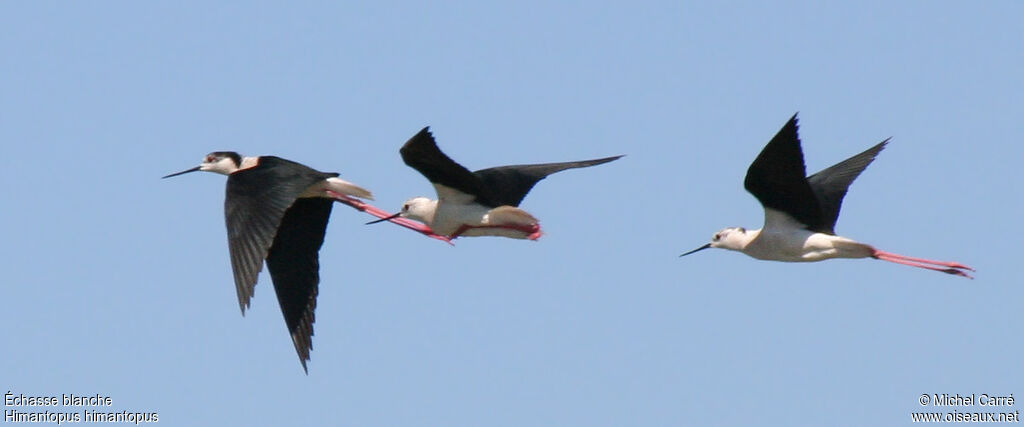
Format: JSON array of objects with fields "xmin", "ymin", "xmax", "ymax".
[
  {"xmin": 861, "ymin": 137, "xmax": 890, "ymax": 159},
  {"xmin": 603, "ymin": 154, "xmax": 625, "ymax": 164},
  {"xmin": 583, "ymin": 154, "xmax": 625, "ymax": 166},
  {"xmin": 768, "ymin": 113, "xmax": 801, "ymax": 145},
  {"xmin": 292, "ymin": 333, "xmax": 312, "ymax": 374},
  {"xmin": 402, "ymin": 126, "xmax": 439, "ymax": 153}
]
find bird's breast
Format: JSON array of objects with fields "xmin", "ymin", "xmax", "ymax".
[{"xmin": 430, "ymin": 202, "xmax": 490, "ymax": 235}]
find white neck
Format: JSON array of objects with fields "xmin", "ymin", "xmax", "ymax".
[
  {"xmin": 240, "ymin": 156, "xmax": 258, "ymax": 170},
  {"xmin": 720, "ymin": 228, "xmax": 760, "ymax": 252},
  {"xmin": 404, "ymin": 198, "xmax": 439, "ymax": 225}
]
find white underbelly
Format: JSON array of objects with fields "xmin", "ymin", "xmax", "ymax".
[
  {"xmin": 746, "ymin": 231, "xmax": 872, "ymax": 262},
  {"xmin": 430, "ymin": 203, "xmax": 538, "ymax": 239},
  {"xmin": 430, "ymin": 202, "xmax": 490, "ymax": 235}
]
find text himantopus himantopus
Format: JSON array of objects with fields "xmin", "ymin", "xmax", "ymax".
[
  {"xmin": 680, "ymin": 114, "xmax": 974, "ymax": 278},
  {"xmin": 163, "ymin": 152, "xmax": 434, "ymax": 372},
  {"xmin": 369, "ymin": 127, "xmax": 623, "ymax": 240}
]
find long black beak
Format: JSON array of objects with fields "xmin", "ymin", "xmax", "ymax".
[
  {"xmin": 366, "ymin": 212, "xmax": 402, "ymax": 225},
  {"xmin": 679, "ymin": 243, "xmax": 712, "ymax": 257},
  {"xmin": 162, "ymin": 166, "xmax": 201, "ymax": 179}
]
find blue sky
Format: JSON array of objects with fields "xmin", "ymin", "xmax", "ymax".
[{"xmin": 2, "ymin": 2, "xmax": 1020, "ymax": 425}]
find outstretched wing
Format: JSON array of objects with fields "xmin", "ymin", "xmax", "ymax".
[
  {"xmin": 224, "ymin": 156, "xmax": 335, "ymax": 314},
  {"xmin": 474, "ymin": 155, "xmax": 623, "ymax": 207},
  {"xmin": 399, "ymin": 127, "xmax": 486, "ymax": 201},
  {"xmin": 264, "ymin": 197, "xmax": 333, "ymax": 373},
  {"xmin": 744, "ymin": 114, "xmax": 825, "ymax": 232},
  {"xmin": 807, "ymin": 139, "xmax": 888, "ymax": 234}
]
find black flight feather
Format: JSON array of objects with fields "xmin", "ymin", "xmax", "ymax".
[{"xmin": 400, "ymin": 127, "xmax": 622, "ymax": 208}]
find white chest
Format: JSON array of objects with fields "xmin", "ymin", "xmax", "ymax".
[
  {"xmin": 744, "ymin": 230, "xmax": 863, "ymax": 262},
  {"xmin": 430, "ymin": 201, "xmax": 491, "ymax": 235}
]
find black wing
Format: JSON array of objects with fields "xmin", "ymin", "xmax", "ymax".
[
  {"xmin": 399, "ymin": 127, "xmax": 486, "ymax": 200},
  {"xmin": 265, "ymin": 198, "xmax": 333, "ymax": 373},
  {"xmin": 807, "ymin": 139, "xmax": 888, "ymax": 234},
  {"xmin": 473, "ymin": 156, "xmax": 624, "ymax": 207},
  {"xmin": 743, "ymin": 114, "xmax": 825, "ymax": 231},
  {"xmin": 224, "ymin": 156, "xmax": 336, "ymax": 314}
]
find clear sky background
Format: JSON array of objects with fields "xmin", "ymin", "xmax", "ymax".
[{"xmin": 2, "ymin": 2, "xmax": 1020, "ymax": 426}]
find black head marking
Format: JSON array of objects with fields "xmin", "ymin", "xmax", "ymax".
[{"xmin": 207, "ymin": 151, "xmax": 242, "ymax": 167}]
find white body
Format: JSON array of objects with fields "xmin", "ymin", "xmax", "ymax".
[
  {"xmin": 713, "ymin": 209, "xmax": 874, "ymax": 262},
  {"xmin": 739, "ymin": 229, "xmax": 874, "ymax": 261},
  {"xmin": 400, "ymin": 184, "xmax": 538, "ymax": 239}
]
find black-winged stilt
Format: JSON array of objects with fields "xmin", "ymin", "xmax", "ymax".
[
  {"xmin": 368, "ymin": 127, "xmax": 622, "ymax": 240},
  {"xmin": 163, "ymin": 152, "xmax": 423, "ymax": 372},
  {"xmin": 680, "ymin": 114, "xmax": 974, "ymax": 278}
]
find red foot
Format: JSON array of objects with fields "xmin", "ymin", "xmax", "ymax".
[{"xmin": 328, "ymin": 191, "xmax": 453, "ymax": 245}]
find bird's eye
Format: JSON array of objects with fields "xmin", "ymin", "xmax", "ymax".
[
  {"xmin": 713, "ymin": 233, "xmax": 721, "ymax": 241},
  {"xmin": 402, "ymin": 204, "xmax": 410, "ymax": 212}
]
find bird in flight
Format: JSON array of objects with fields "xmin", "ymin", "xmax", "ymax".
[
  {"xmin": 680, "ymin": 114, "xmax": 974, "ymax": 278},
  {"xmin": 164, "ymin": 151, "xmax": 413, "ymax": 372},
  {"xmin": 369, "ymin": 127, "xmax": 623, "ymax": 240}
]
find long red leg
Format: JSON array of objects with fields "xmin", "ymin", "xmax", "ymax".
[
  {"xmin": 873, "ymin": 250, "xmax": 974, "ymax": 271},
  {"xmin": 872, "ymin": 249, "xmax": 974, "ymax": 279},
  {"xmin": 328, "ymin": 192, "xmax": 453, "ymax": 245},
  {"xmin": 450, "ymin": 225, "xmax": 470, "ymax": 240}
]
